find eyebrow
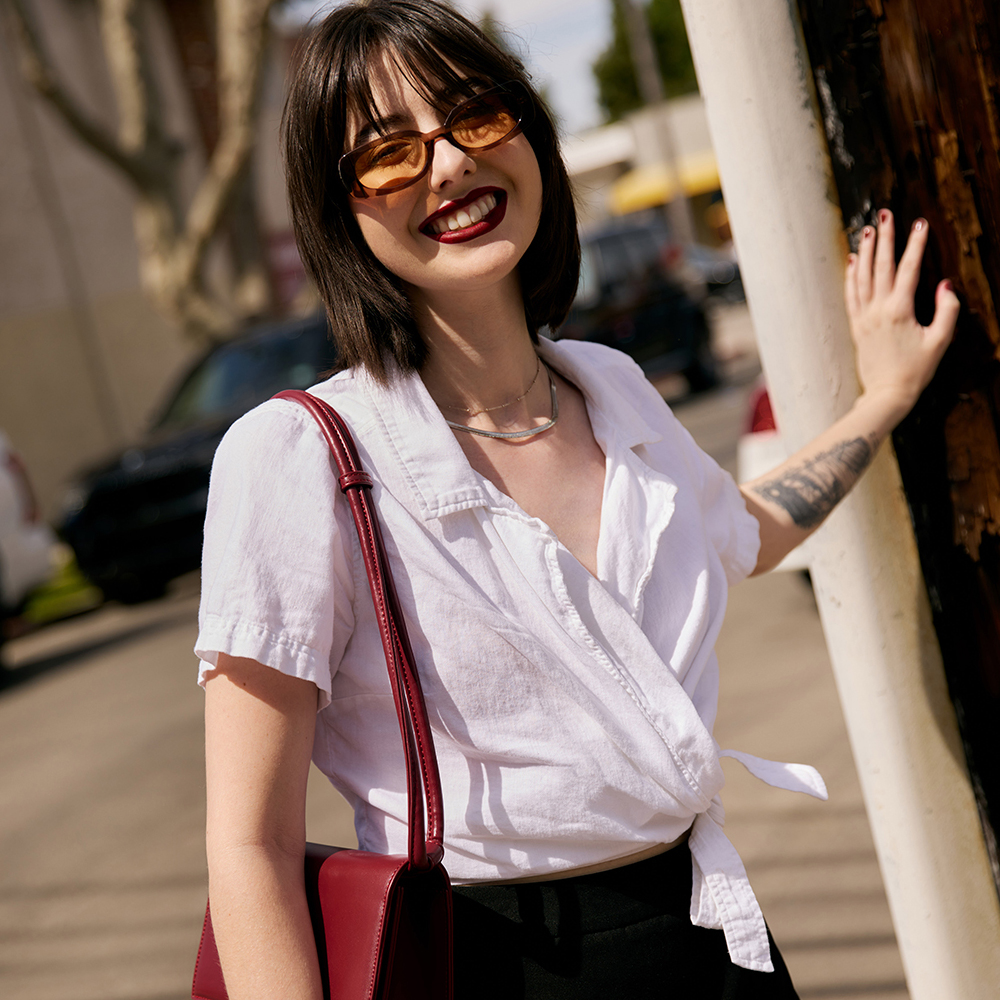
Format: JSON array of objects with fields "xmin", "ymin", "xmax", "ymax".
[
  {"xmin": 353, "ymin": 113, "xmax": 412, "ymax": 149},
  {"xmin": 351, "ymin": 79, "xmax": 492, "ymax": 149}
]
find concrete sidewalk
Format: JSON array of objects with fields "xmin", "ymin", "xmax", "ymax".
[{"xmin": 715, "ymin": 571, "xmax": 909, "ymax": 1000}]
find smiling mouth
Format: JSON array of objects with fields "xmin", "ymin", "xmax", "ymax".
[{"xmin": 420, "ymin": 189, "xmax": 507, "ymax": 244}]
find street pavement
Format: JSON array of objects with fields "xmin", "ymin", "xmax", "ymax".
[{"xmin": 0, "ymin": 304, "xmax": 908, "ymax": 999}]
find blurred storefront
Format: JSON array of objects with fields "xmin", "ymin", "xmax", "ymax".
[{"xmin": 563, "ymin": 93, "xmax": 729, "ymax": 245}]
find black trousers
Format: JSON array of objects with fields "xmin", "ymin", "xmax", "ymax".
[{"xmin": 451, "ymin": 845, "xmax": 799, "ymax": 1000}]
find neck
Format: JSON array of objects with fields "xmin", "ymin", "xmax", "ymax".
[{"xmin": 410, "ymin": 274, "xmax": 541, "ymax": 419}]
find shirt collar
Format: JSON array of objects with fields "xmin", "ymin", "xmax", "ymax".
[
  {"xmin": 357, "ymin": 340, "xmax": 664, "ymax": 521},
  {"xmin": 358, "ymin": 363, "xmax": 490, "ymax": 520},
  {"xmin": 537, "ymin": 338, "xmax": 663, "ymax": 452}
]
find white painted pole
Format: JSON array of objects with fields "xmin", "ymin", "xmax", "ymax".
[{"xmin": 677, "ymin": 1, "xmax": 1000, "ymax": 996}]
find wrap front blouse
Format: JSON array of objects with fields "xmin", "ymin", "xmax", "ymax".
[{"xmin": 196, "ymin": 337, "xmax": 826, "ymax": 972}]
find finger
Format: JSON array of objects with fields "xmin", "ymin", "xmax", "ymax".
[
  {"xmin": 926, "ymin": 279, "xmax": 960, "ymax": 357},
  {"xmin": 873, "ymin": 209, "xmax": 895, "ymax": 296},
  {"xmin": 894, "ymin": 218, "xmax": 929, "ymax": 300},
  {"xmin": 844, "ymin": 254, "xmax": 861, "ymax": 317},
  {"xmin": 857, "ymin": 225, "xmax": 875, "ymax": 302}
]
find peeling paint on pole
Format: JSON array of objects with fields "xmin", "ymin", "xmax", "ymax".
[{"xmin": 796, "ymin": 0, "xmax": 1000, "ymax": 894}]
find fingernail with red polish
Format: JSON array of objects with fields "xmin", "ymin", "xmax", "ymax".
[
  {"xmin": 943, "ymin": 279, "xmax": 954, "ymax": 291},
  {"xmin": 863, "ymin": 227, "xmax": 873, "ymax": 238},
  {"xmin": 879, "ymin": 210, "xmax": 889, "ymax": 224}
]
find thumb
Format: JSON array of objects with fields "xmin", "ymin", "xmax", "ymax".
[{"xmin": 927, "ymin": 280, "xmax": 960, "ymax": 355}]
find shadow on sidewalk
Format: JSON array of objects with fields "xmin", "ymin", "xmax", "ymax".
[{"xmin": 0, "ymin": 609, "xmax": 194, "ymax": 693}]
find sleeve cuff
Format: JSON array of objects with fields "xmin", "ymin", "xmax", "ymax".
[
  {"xmin": 196, "ymin": 615, "xmax": 333, "ymax": 710},
  {"xmin": 724, "ymin": 498, "xmax": 761, "ymax": 586}
]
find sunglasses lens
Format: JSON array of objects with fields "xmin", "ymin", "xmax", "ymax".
[
  {"xmin": 449, "ymin": 94, "xmax": 519, "ymax": 149},
  {"xmin": 353, "ymin": 137, "xmax": 427, "ymax": 193},
  {"xmin": 347, "ymin": 86, "xmax": 525, "ymax": 195}
]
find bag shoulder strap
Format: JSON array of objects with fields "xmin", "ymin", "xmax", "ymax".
[{"xmin": 273, "ymin": 389, "xmax": 444, "ymax": 870}]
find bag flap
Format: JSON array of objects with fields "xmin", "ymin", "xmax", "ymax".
[{"xmin": 317, "ymin": 849, "xmax": 409, "ymax": 1000}]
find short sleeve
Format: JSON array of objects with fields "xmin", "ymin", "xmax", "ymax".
[
  {"xmin": 670, "ymin": 414, "xmax": 760, "ymax": 586},
  {"xmin": 600, "ymin": 347, "xmax": 760, "ymax": 586},
  {"xmin": 195, "ymin": 399, "xmax": 356, "ymax": 708}
]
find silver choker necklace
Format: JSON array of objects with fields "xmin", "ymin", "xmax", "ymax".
[{"xmin": 445, "ymin": 365, "xmax": 558, "ymax": 440}]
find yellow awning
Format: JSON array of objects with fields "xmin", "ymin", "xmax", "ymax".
[{"xmin": 609, "ymin": 150, "xmax": 721, "ymax": 215}]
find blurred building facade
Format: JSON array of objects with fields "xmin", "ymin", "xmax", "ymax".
[
  {"xmin": 564, "ymin": 94, "xmax": 725, "ymax": 240},
  {"xmin": 0, "ymin": 0, "xmax": 298, "ymax": 518}
]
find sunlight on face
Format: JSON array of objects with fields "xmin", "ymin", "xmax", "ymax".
[{"xmin": 348, "ymin": 52, "xmax": 543, "ymax": 309}]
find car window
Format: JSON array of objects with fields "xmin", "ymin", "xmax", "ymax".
[
  {"xmin": 591, "ymin": 228, "xmax": 665, "ymax": 287},
  {"xmin": 156, "ymin": 326, "xmax": 332, "ymax": 430}
]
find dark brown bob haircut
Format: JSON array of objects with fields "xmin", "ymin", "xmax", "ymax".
[{"xmin": 282, "ymin": 0, "xmax": 580, "ymax": 384}]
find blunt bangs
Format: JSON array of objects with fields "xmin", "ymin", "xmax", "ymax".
[{"xmin": 282, "ymin": 0, "xmax": 580, "ymax": 385}]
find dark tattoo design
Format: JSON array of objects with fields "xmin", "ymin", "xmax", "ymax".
[{"xmin": 751, "ymin": 436, "xmax": 876, "ymax": 529}]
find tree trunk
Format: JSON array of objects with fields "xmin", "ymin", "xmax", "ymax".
[
  {"xmin": 6, "ymin": 0, "xmax": 277, "ymax": 343},
  {"xmin": 161, "ymin": 0, "xmax": 274, "ymax": 320},
  {"xmin": 796, "ymin": 0, "xmax": 1000, "ymax": 891}
]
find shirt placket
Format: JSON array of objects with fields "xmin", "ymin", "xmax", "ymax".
[{"xmin": 482, "ymin": 495, "xmax": 724, "ymax": 813}]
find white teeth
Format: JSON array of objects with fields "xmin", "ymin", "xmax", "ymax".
[{"xmin": 431, "ymin": 193, "xmax": 499, "ymax": 234}]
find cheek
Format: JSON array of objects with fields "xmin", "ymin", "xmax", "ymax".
[{"xmin": 351, "ymin": 196, "xmax": 417, "ymax": 273}]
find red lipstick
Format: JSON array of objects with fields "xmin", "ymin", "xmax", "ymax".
[{"xmin": 420, "ymin": 187, "xmax": 507, "ymax": 244}]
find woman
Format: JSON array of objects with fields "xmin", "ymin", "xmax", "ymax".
[{"xmin": 198, "ymin": 1, "xmax": 958, "ymax": 997}]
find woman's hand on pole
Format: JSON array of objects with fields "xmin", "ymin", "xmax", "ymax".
[
  {"xmin": 741, "ymin": 210, "xmax": 959, "ymax": 573},
  {"xmin": 845, "ymin": 209, "xmax": 959, "ymax": 423}
]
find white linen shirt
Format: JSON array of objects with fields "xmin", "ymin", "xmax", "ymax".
[{"xmin": 196, "ymin": 338, "xmax": 826, "ymax": 972}]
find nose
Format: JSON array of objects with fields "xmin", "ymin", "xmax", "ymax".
[{"xmin": 428, "ymin": 135, "xmax": 476, "ymax": 191}]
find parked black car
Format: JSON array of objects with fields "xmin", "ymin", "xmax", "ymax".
[
  {"xmin": 60, "ymin": 314, "xmax": 337, "ymax": 604},
  {"xmin": 555, "ymin": 214, "xmax": 719, "ymax": 391},
  {"xmin": 684, "ymin": 242, "xmax": 745, "ymax": 303}
]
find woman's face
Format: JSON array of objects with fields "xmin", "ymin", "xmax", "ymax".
[{"xmin": 346, "ymin": 55, "xmax": 543, "ymax": 306}]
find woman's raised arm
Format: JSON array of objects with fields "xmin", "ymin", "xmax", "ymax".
[
  {"xmin": 740, "ymin": 209, "xmax": 960, "ymax": 574},
  {"xmin": 204, "ymin": 653, "xmax": 324, "ymax": 1000}
]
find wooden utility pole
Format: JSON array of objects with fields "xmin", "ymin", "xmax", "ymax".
[
  {"xmin": 796, "ymin": 0, "xmax": 1000, "ymax": 892},
  {"xmin": 679, "ymin": 0, "xmax": 1000, "ymax": 992}
]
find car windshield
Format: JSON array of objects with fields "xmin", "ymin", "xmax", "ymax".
[
  {"xmin": 156, "ymin": 324, "xmax": 334, "ymax": 430},
  {"xmin": 590, "ymin": 227, "xmax": 665, "ymax": 288}
]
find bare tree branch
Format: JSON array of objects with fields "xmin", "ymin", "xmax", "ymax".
[
  {"xmin": 174, "ymin": 0, "xmax": 275, "ymax": 291},
  {"xmin": 97, "ymin": 0, "xmax": 148, "ymax": 154},
  {"xmin": 4, "ymin": 0, "xmax": 149, "ymax": 188},
  {"xmin": 6, "ymin": 0, "xmax": 278, "ymax": 342},
  {"xmin": 174, "ymin": 281, "xmax": 239, "ymax": 339}
]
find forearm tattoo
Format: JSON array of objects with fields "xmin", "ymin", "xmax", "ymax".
[{"xmin": 751, "ymin": 436, "xmax": 877, "ymax": 529}]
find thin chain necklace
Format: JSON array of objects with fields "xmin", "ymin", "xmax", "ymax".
[
  {"xmin": 446, "ymin": 364, "xmax": 558, "ymax": 440},
  {"xmin": 440, "ymin": 354, "xmax": 542, "ymax": 417}
]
